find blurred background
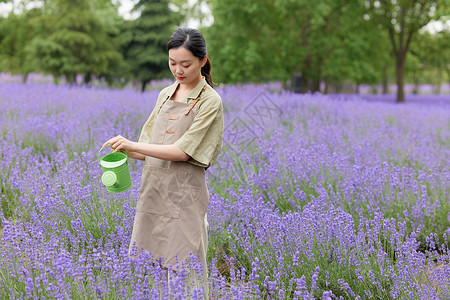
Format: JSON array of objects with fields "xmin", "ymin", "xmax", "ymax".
[{"xmin": 0, "ymin": 0, "xmax": 449, "ymax": 101}]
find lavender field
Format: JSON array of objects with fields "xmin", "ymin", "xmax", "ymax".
[{"xmin": 0, "ymin": 81, "xmax": 449, "ymax": 299}]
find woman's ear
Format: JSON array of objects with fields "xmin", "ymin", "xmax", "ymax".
[{"xmin": 201, "ymin": 56, "xmax": 208, "ymax": 68}]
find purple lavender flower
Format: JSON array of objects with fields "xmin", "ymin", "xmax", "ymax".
[{"xmin": 0, "ymin": 80, "xmax": 449, "ymax": 299}]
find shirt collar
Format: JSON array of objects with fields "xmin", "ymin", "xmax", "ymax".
[{"xmin": 165, "ymin": 77, "xmax": 207, "ymax": 101}]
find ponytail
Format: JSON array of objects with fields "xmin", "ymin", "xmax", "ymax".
[{"xmin": 201, "ymin": 57, "xmax": 215, "ymax": 87}]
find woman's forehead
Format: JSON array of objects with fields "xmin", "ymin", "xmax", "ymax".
[{"xmin": 168, "ymin": 47, "xmax": 196, "ymax": 62}]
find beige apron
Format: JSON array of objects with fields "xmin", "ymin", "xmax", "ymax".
[{"xmin": 129, "ymin": 84, "xmax": 209, "ymax": 272}]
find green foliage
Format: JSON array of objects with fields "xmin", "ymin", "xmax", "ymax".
[
  {"xmin": 206, "ymin": 0, "xmax": 449, "ymax": 95},
  {"xmin": 408, "ymin": 30, "xmax": 450, "ymax": 92},
  {"xmin": 171, "ymin": 0, "xmax": 211, "ymax": 28},
  {"xmin": 118, "ymin": 0, "xmax": 182, "ymax": 92},
  {"xmin": 0, "ymin": 9, "xmax": 41, "ymax": 77},
  {"xmin": 205, "ymin": 0, "xmax": 282, "ymax": 84},
  {"xmin": 320, "ymin": 4, "xmax": 392, "ymax": 86},
  {"xmin": 364, "ymin": 0, "xmax": 450, "ymax": 101},
  {"xmin": 23, "ymin": 0, "xmax": 123, "ymax": 84},
  {"xmin": 206, "ymin": 0, "xmax": 395, "ymax": 92},
  {"xmin": 0, "ymin": 0, "xmax": 448, "ymax": 90}
]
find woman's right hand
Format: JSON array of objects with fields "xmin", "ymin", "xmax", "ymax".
[{"xmin": 103, "ymin": 135, "xmax": 137, "ymax": 152}]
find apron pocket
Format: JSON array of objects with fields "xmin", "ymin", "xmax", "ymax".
[{"xmin": 136, "ymin": 166, "xmax": 188, "ymax": 219}]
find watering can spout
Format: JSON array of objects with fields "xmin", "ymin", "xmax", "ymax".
[{"xmin": 102, "ymin": 171, "xmax": 118, "ymax": 187}]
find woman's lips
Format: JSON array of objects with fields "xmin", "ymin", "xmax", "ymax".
[{"xmin": 177, "ymin": 76, "xmax": 185, "ymax": 80}]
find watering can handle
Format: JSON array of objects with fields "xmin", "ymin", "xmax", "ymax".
[
  {"xmin": 97, "ymin": 145, "xmax": 128, "ymax": 165},
  {"xmin": 98, "ymin": 145, "xmax": 111, "ymax": 165}
]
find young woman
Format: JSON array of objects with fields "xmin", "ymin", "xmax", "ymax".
[{"xmin": 103, "ymin": 28, "xmax": 224, "ymax": 296}]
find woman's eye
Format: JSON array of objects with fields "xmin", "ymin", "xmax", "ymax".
[{"xmin": 183, "ymin": 65, "xmax": 190, "ymax": 68}]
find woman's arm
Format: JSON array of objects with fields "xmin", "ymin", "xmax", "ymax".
[
  {"xmin": 125, "ymin": 150, "xmax": 146, "ymax": 161},
  {"xmin": 103, "ymin": 135, "xmax": 190, "ymax": 162},
  {"xmin": 133, "ymin": 143, "xmax": 189, "ymax": 161}
]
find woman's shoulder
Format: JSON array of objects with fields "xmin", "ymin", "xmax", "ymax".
[{"xmin": 201, "ymin": 84, "xmax": 222, "ymax": 108}]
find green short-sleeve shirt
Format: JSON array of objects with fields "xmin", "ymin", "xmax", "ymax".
[{"xmin": 138, "ymin": 77, "xmax": 224, "ymax": 169}]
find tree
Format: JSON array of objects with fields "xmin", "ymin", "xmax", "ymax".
[
  {"xmin": 119, "ymin": 0, "xmax": 182, "ymax": 92},
  {"xmin": 25, "ymin": 0, "xmax": 123, "ymax": 84},
  {"xmin": 205, "ymin": 0, "xmax": 293, "ymax": 85},
  {"xmin": 437, "ymin": 30, "xmax": 450, "ymax": 89},
  {"xmin": 0, "ymin": 12, "xmax": 33, "ymax": 77},
  {"xmin": 0, "ymin": 7, "xmax": 50, "ymax": 81},
  {"xmin": 171, "ymin": 0, "xmax": 211, "ymax": 28},
  {"xmin": 275, "ymin": 0, "xmax": 386, "ymax": 93},
  {"xmin": 409, "ymin": 29, "xmax": 450, "ymax": 93},
  {"xmin": 365, "ymin": 0, "xmax": 449, "ymax": 102},
  {"xmin": 206, "ymin": 0, "xmax": 390, "ymax": 93}
]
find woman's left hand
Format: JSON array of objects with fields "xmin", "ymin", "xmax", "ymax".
[{"xmin": 103, "ymin": 135, "xmax": 137, "ymax": 152}]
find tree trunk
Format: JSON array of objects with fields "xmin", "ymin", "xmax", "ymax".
[
  {"xmin": 312, "ymin": 63, "xmax": 322, "ymax": 93},
  {"xmin": 434, "ymin": 71, "xmax": 442, "ymax": 94},
  {"xmin": 382, "ymin": 67, "xmax": 389, "ymax": 94},
  {"xmin": 382, "ymin": 79, "xmax": 389, "ymax": 94},
  {"xmin": 334, "ymin": 82, "xmax": 343, "ymax": 93},
  {"xmin": 282, "ymin": 79, "xmax": 290, "ymax": 91},
  {"xmin": 301, "ymin": 54, "xmax": 312, "ymax": 93},
  {"xmin": 447, "ymin": 70, "xmax": 450, "ymax": 91},
  {"xmin": 22, "ymin": 73, "xmax": 29, "ymax": 83},
  {"xmin": 300, "ymin": 76, "xmax": 309, "ymax": 93},
  {"xmin": 141, "ymin": 80, "xmax": 147, "ymax": 93},
  {"xmin": 396, "ymin": 55, "xmax": 405, "ymax": 103},
  {"xmin": 65, "ymin": 73, "xmax": 76, "ymax": 85},
  {"xmin": 412, "ymin": 72, "xmax": 419, "ymax": 94},
  {"xmin": 104, "ymin": 75, "xmax": 114, "ymax": 87},
  {"xmin": 311, "ymin": 78, "xmax": 320, "ymax": 93},
  {"xmin": 84, "ymin": 73, "xmax": 92, "ymax": 86},
  {"xmin": 53, "ymin": 74, "xmax": 60, "ymax": 84}
]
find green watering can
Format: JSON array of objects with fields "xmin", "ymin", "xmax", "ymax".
[{"xmin": 98, "ymin": 146, "xmax": 132, "ymax": 193}]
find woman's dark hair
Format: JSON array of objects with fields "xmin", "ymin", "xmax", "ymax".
[{"xmin": 166, "ymin": 28, "xmax": 215, "ymax": 87}]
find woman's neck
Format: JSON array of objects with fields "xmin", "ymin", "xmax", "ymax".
[{"xmin": 179, "ymin": 74, "xmax": 202, "ymax": 91}]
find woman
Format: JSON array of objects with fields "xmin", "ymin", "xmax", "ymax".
[{"xmin": 103, "ymin": 28, "xmax": 224, "ymax": 296}]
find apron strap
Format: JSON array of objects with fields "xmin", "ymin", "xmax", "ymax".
[
  {"xmin": 184, "ymin": 83, "xmax": 207, "ymax": 115},
  {"xmin": 157, "ymin": 95, "xmax": 170, "ymax": 114}
]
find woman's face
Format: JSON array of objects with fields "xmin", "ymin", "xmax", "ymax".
[{"xmin": 168, "ymin": 47, "xmax": 206, "ymax": 87}]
